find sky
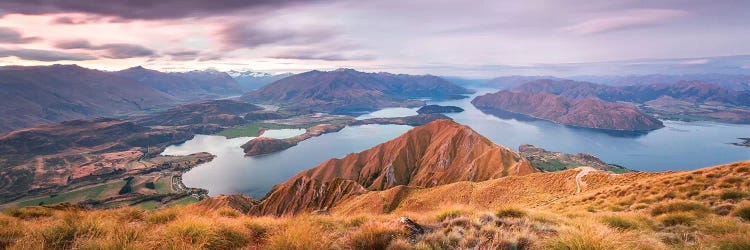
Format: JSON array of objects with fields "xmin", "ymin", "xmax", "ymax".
[{"xmin": 0, "ymin": 0, "xmax": 748, "ymax": 77}]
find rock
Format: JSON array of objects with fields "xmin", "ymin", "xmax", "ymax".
[{"xmin": 400, "ymin": 217, "xmax": 426, "ymax": 243}]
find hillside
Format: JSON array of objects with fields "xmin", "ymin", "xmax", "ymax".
[
  {"xmin": 471, "ymin": 90, "xmax": 664, "ymax": 131},
  {"xmin": 252, "ymin": 120, "xmax": 534, "ymax": 216},
  {"xmin": 3, "ymin": 160, "xmax": 748, "ymax": 249},
  {"xmin": 513, "ymin": 79, "xmax": 750, "ymax": 123},
  {"xmin": 241, "ymin": 68, "xmax": 472, "ymax": 114},
  {"xmin": 0, "ymin": 65, "xmax": 176, "ymax": 133},
  {"xmin": 115, "ymin": 67, "xmax": 244, "ymax": 100}
]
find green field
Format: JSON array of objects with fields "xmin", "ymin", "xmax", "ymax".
[
  {"xmin": 218, "ymin": 119, "xmax": 350, "ymax": 139},
  {"xmin": 154, "ymin": 176, "xmax": 173, "ymax": 194},
  {"xmin": 167, "ymin": 196, "xmax": 200, "ymax": 207},
  {"xmin": 15, "ymin": 181, "xmax": 124, "ymax": 207},
  {"xmin": 136, "ymin": 200, "xmax": 160, "ymax": 210}
]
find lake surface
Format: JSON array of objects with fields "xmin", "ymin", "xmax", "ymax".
[{"xmin": 164, "ymin": 89, "xmax": 749, "ymax": 198}]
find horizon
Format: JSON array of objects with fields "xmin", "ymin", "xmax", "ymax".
[{"xmin": 1, "ymin": 1, "xmax": 749, "ymax": 77}]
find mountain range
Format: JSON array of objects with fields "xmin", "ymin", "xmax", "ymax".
[{"xmin": 241, "ymin": 68, "xmax": 473, "ymax": 114}]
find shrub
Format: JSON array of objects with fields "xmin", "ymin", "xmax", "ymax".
[
  {"xmin": 658, "ymin": 212, "xmax": 695, "ymax": 226},
  {"xmin": 732, "ymin": 205, "xmax": 750, "ymax": 221},
  {"xmin": 650, "ymin": 201, "xmax": 710, "ymax": 216},
  {"xmin": 348, "ymin": 223, "xmax": 399, "ymax": 250},
  {"xmin": 496, "ymin": 208, "xmax": 526, "ymax": 218},
  {"xmin": 720, "ymin": 191, "xmax": 748, "ymax": 200},
  {"xmin": 145, "ymin": 182, "xmax": 156, "ymax": 189},
  {"xmin": 5, "ymin": 206, "xmax": 53, "ymax": 219},
  {"xmin": 146, "ymin": 210, "xmax": 177, "ymax": 224}
]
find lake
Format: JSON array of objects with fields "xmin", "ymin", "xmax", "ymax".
[{"xmin": 163, "ymin": 90, "xmax": 749, "ymax": 198}]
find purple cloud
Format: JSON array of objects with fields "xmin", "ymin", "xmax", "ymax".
[
  {"xmin": 0, "ymin": 0, "xmax": 316, "ymax": 20},
  {"xmin": 218, "ymin": 23, "xmax": 338, "ymax": 50},
  {"xmin": 0, "ymin": 27, "xmax": 40, "ymax": 44},
  {"xmin": 0, "ymin": 48, "xmax": 95, "ymax": 61},
  {"xmin": 54, "ymin": 39, "xmax": 154, "ymax": 59},
  {"xmin": 562, "ymin": 9, "xmax": 688, "ymax": 35},
  {"xmin": 270, "ymin": 49, "xmax": 374, "ymax": 61}
]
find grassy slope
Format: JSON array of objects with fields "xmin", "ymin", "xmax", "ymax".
[{"xmin": 2, "ymin": 161, "xmax": 750, "ymax": 249}]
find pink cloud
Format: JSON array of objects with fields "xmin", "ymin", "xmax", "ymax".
[{"xmin": 562, "ymin": 9, "xmax": 688, "ymax": 35}]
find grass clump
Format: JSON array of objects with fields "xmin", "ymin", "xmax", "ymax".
[
  {"xmin": 0, "ymin": 216, "xmax": 23, "ymax": 248},
  {"xmin": 658, "ymin": 212, "xmax": 696, "ymax": 226},
  {"xmin": 732, "ymin": 205, "xmax": 750, "ymax": 221},
  {"xmin": 218, "ymin": 208, "xmax": 241, "ymax": 218},
  {"xmin": 435, "ymin": 208, "xmax": 467, "ymax": 222},
  {"xmin": 5, "ymin": 206, "xmax": 53, "ymax": 219},
  {"xmin": 266, "ymin": 219, "xmax": 333, "ymax": 250},
  {"xmin": 496, "ymin": 207, "xmax": 527, "ymax": 218},
  {"xmin": 600, "ymin": 215, "xmax": 639, "ymax": 230},
  {"xmin": 720, "ymin": 190, "xmax": 748, "ymax": 201},
  {"xmin": 146, "ymin": 210, "xmax": 178, "ymax": 224},
  {"xmin": 713, "ymin": 233, "xmax": 750, "ymax": 250},
  {"xmin": 347, "ymin": 223, "xmax": 399, "ymax": 249},
  {"xmin": 650, "ymin": 201, "xmax": 710, "ymax": 216},
  {"xmin": 204, "ymin": 225, "xmax": 250, "ymax": 250}
]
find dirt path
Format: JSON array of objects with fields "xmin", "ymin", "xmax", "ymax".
[{"xmin": 575, "ymin": 167, "xmax": 596, "ymax": 194}]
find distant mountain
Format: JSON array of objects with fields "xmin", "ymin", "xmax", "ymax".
[
  {"xmin": 482, "ymin": 75, "xmax": 566, "ymax": 90},
  {"xmin": 115, "ymin": 66, "xmax": 244, "ymax": 100},
  {"xmin": 572, "ymin": 74, "xmax": 750, "ymax": 91},
  {"xmin": 472, "ymin": 90, "xmax": 664, "ymax": 131},
  {"xmin": 241, "ymin": 68, "xmax": 473, "ymax": 114},
  {"xmin": 227, "ymin": 70, "xmax": 293, "ymax": 90},
  {"xmin": 0, "ymin": 65, "xmax": 176, "ymax": 133},
  {"xmin": 252, "ymin": 120, "xmax": 534, "ymax": 215}
]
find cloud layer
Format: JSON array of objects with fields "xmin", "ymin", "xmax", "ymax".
[{"xmin": 0, "ymin": 0, "xmax": 747, "ymax": 76}]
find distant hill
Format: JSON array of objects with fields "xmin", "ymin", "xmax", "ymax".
[
  {"xmin": 0, "ymin": 65, "xmax": 250, "ymax": 134},
  {"xmin": 0, "ymin": 65, "xmax": 176, "ymax": 133},
  {"xmin": 472, "ymin": 90, "xmax": 664, "ymax": 131},
  {"xmin": 510, "ymin": 79, "xmax": 750, "ymax": 123},
  {"xmin": 572, "ymin": 74, "xmax": 750, "ymax": 91},
  {"xmin": 227, "ymin": 70, "xmax": 293, "ymax": 90},
  {"xmin": 115, "ymin": 66, "xmax": 244, "ymax": 100},
  {"xmin": 241, "ymin": 68, "xmax": 473, "ymax": 114}
]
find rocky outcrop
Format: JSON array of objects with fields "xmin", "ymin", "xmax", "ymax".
[
  {"xmin": 242, "ymin": 123, "xmax": 347, "ymax": 156},
  {"xmin": 472, "ymin": 91, "xmax": 664, "ymax": 131},
  {"xmin": 416, "ymin": 105, "xmax": 464, "ymax": 114},
  {"xmin": 241, "ymin": 137, "xmax": 296, "ymax": 156},
  {"xmin": 518, "ymin": 144, "xmax": 631, "ymax": 173},
  {"xmin": 252, "ymin": 120, "xmax": 535, "ymax": 216}
]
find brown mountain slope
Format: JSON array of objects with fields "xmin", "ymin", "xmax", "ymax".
[
  {"xmin": 472, "ymin": 90, "xmax": 664, "ymax": 131},
  {"xmin": 333, "ymin": 160, "xmax": 749, "ymax": 216},
  {"xmin": 0, "ymin": 65, "xmax": 176, "ymax": 133},
  {"xmin": 253, "ymin": 119, "xmax": 535, "ymax": 216}
]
